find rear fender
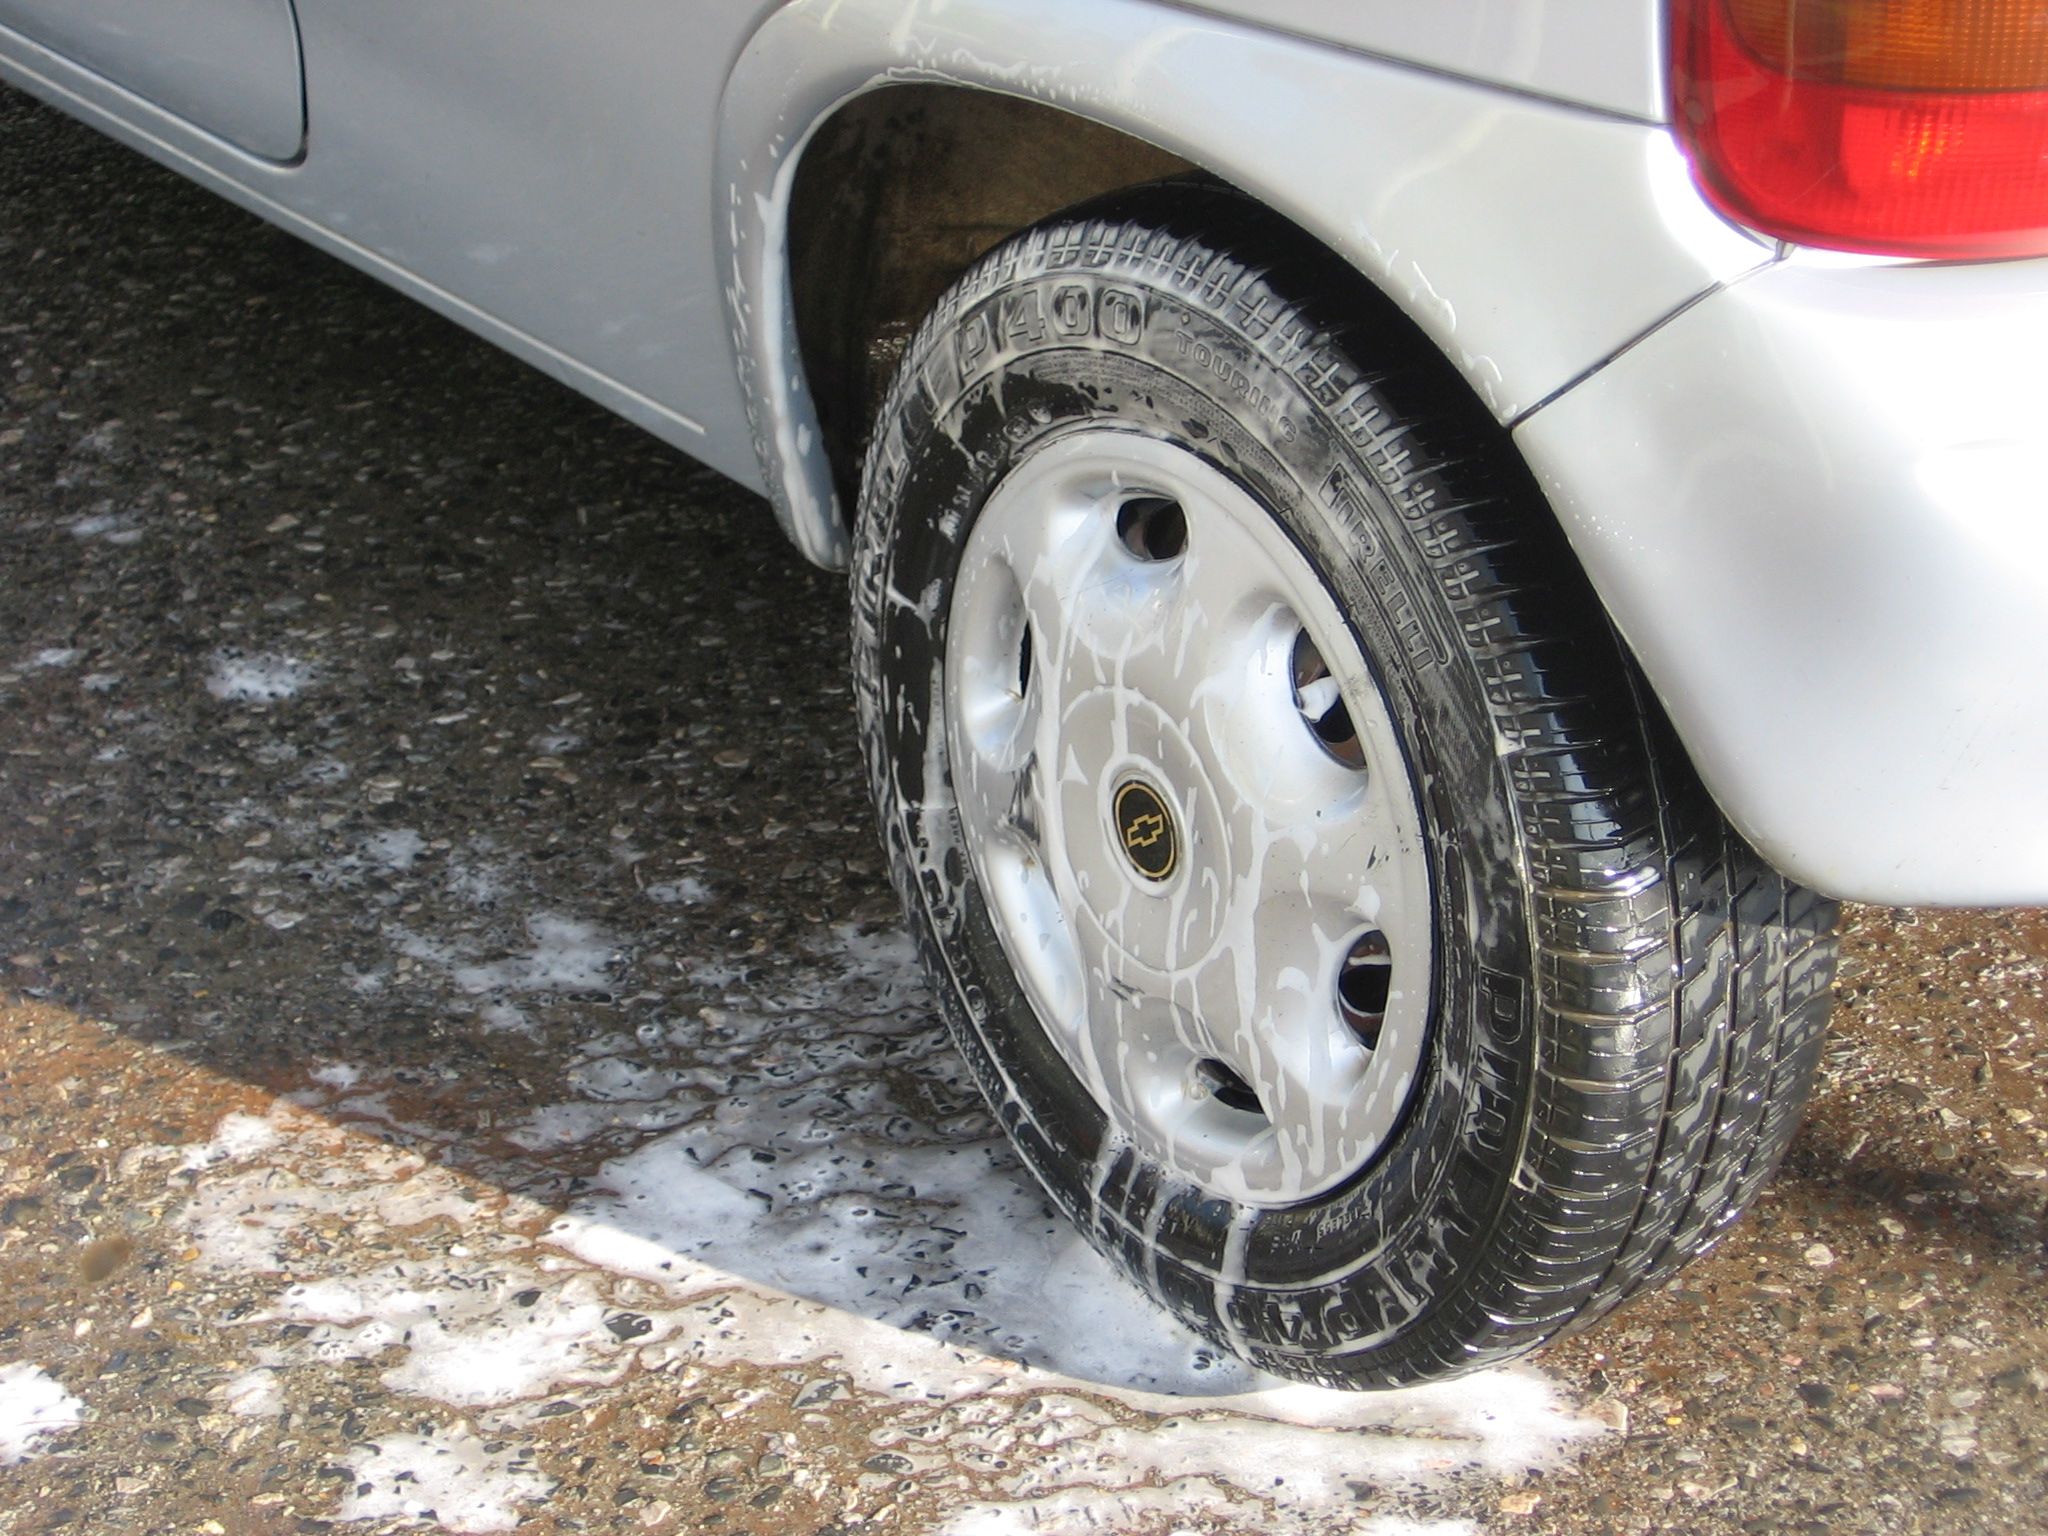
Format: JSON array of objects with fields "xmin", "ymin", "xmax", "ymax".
[{"xmin": 716, "ymin": 0, "xmax": 1771, "ymax": 568}]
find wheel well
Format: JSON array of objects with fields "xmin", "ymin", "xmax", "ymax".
[
  {"xmin": 787, "ymin": 86, "xmax": 1193, "ymax": 509},
  {"xmin": 783, "ymin": 85, "xmax": 1563, "ymax": 577},
  {"xmin": 791, "ymin": 106, "xmax": 1667, "ymax": 822}
]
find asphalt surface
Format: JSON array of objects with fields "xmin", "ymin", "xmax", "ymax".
[{"xmin": 3, "ymin": 83, "xmax": 2047, "ymax": 1536}]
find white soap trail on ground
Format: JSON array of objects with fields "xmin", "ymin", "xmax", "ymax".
[
  {"xmin": 205, "ymin": 650, "xmax": 315, "ymax": 702},
  {"xmin": 332, "ymin": 1430, "xmax": 553, "ymax": 1534},
  {"xmin": 0, "ymin": 1363, "xmax": 85, "ymax": 1466},
  {"xmin": 158, "ymin": 922, "xmax": 1602, "ymax": 1533}
]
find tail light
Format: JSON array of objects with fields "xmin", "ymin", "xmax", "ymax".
[{"xmin": 1671, "ymin": 0, "xmax": 2048, "ymax": 258}]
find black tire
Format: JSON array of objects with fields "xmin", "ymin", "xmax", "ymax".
[{"xmin": 850, "ymin": 185, "xmax": 1838, "ymax": 1388}]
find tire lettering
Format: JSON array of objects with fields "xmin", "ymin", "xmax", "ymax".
[
  {"xmin": 917, "ymin": 337, "xmax": 962, "ymax": 415},
  {"xmin": 1049, "ymin": 283, "xmax": 1092, "ymax": 338},
  {"xmin": 1098, "ymin": 287, "xmax": 1144, "ymax": 345},
  {"xmin": 1320, "ymin": 467, "xmax": 1450, "ymax": 669},
  {"xmin": 1173, "ymin": 330, "xmax": 1297, "ymax": 442},
  {"xmin": 1480, "ymin": 967, "xmax": 1526, "ymax": 1045},
  {"xmin": 999, "ymin": 289, "xmax": 1048, "ymax": 348},
  {"xmin": 956, "ymin": 311, "xmax": 995, "ymax": 378},
  {"xmin": 969, "ymin": 283, "xmax": 1147, "ymax": 371}
]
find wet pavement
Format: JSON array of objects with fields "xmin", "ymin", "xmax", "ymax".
[{"xmin": 2, "ymin": 83, "xmax": 2046, "ymax": 1536}]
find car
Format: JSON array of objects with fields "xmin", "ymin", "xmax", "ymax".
[{"xmin": 4, "ymin": 0, "xmax": 2044, "ymax": 1389}]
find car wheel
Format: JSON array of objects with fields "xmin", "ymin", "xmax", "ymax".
[{"xmin": 850, "ymin": 185, "xmax": 1839, "ymax": 1387}]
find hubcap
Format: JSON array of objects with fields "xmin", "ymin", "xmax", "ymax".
[{"xmin": 944, "ymin": 432, "xmax": 1433, "ymax": 1206}]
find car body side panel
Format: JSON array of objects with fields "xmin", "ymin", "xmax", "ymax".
[
  {"xmin": 273, "ymin": 0, "xmax": 777, "ymax": 482},
  {"xmin": 1518, "ymin": 251, "xmax": 2048, "ymax": 904},
  {"xmin": 718, "ymin": 0, "xmax": 1768, "ymax": 566},
  {"xmin": 1176, "ymin": 0, "xmax": 1666, "ymax": 122},
  {"xmin": 0, "ymin": 3, "xmax": 777, "ymax": 488},
  {"xmin": 0, "ymin": 0, "xmax": 305, "ymax": 161}
]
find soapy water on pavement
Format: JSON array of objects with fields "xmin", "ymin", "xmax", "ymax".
[
  {"xmin": 147, "ymin": 921, "xmax": 1601, "ymax": 1533},
  {"xmin": 0, "ymin": 1364, "xmax": 85, "ymax": 1467}
]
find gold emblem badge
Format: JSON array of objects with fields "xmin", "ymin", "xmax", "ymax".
[{"xmin": 1113, "ymin": 779, "xmax": 1178, "ymax": 882}]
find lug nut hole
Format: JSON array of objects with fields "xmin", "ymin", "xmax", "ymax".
[
  {"xmin": 1292, "ymin": 629, "xmax": 1365, "ymax": 769},
  {"xmin": 1116, "ymin": 496, "xmax": 1188, "ymax": 561},
  {"xmin": 1338, "ymin": 930, "xmax": 1393, "ymax": 1049},
  {"xmin": 1195, "ymin": 1057, "xmax": 1265, "ymax": 1117}
]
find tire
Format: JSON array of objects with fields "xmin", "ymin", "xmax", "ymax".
[{"xmin": 850, "ymin": 185, "xmax": 1839, "ymax": 1388}]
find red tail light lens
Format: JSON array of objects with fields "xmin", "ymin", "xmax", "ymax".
[{"xmin": 1672, "ymin": 0, "xmax": 2048, "ymax": 258}]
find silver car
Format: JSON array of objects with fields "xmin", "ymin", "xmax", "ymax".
[{"xmin": 5, "ymin": 0, "xmax": 2043, "ymax": 1387}]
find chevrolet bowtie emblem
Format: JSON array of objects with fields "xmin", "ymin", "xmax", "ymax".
[{"xmin": 1112, "ymin": 779, "xmax": 1178, "ymax": 883}]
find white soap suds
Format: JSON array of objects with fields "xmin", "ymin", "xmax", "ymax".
[
  {"xmin": 179, "ymin": 1110, "xmax": 283, "ymax": 1170},
  {"xmin": 332, "ymin": 1429, "xmax": 552, "ymax": 1533},
  {"xmin": 0, "ymin": 1364, "xmax": 84, "ymax": 1465},
  {"xmin": 399, "ymin": 913, "xmax": 616, "ymax": 999},
  {"xmin": 220, "ymin": 1369, "xmax": 284, "ymax": 1418},
  {"xmin": 548, "ymin": 1122, "xmax": 1235, "ymax": 1393},
  {"xmin": 931, "ymin": 1483, "xmax": 1248, "ymax": 1535},
  {"xmin": 477, "ymin": 1002, "xmax": 536, "ymax": 1036},
  {"xmin": 644, "ymin": 878, "xmax": 710, "ymax": 906},
  {"xmin": 562, "ymin": 1057, "xmax": 686, "ymax": 1104},
  {"xmin": 206, "ymin": 651, "xmax": 315, "ymax": 702},
  {"xmin": 266, "ymin": 1271, "xmax": 631, "ymax": 1408},
  {"xmin": 504, "ymin": 1100, "xmax": 689, "ymax": 1150},
  {"xmin": 181, "ymin": 1127, "xmax": 476, "ymax": 1272},
  {"xmin": 364, "ymin": 829, "xmax": 426, "ymax": 871},
  {"xmin": 310, "ymin": 829, "xmax": 430, "ymax": 893},
  {"xmin": 444, "ymin": 851, "xmax": 509, "ymax": 908}
]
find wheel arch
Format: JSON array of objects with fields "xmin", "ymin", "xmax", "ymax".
[
  {"xmin": 716, "ymin": 0, "xmax": 1771, "ymax": 570},
  {"xmin": 783, "ymin": 86, "xmax": 1195, "ymax": 542}
]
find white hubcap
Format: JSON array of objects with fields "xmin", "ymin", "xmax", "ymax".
[{"xmin": 945, "ymin": 432, "xmax": 1434, "ymax": 1206}]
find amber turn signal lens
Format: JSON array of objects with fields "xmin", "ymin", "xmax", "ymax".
[
  {"xmin": 1673, "ymin": 0, "xmax": 2048, "ymax": 258},
  {"xmin": 1726, "ymin": 0, "xmax": 2048, "ymax": 92}
]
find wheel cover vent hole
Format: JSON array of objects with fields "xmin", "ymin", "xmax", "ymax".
[
  {"xmin": 1292, "ymin": 628, "xmax": 1365, "ymax": 769},
  {"xmin": 1195, "ymin": 1058, "xmax": 1266, "ymax": 1118},
  {"xmin": 1338, "ymin": 930, "xmax": 1393, "ymax": 1048},
  {"xmin": 1116, "ymin": 496, "xmax": 1188, "ymax": 561}
]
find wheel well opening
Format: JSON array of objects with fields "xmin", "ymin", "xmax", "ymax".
[
  {"xmin": 784, "ymin": 86, "xmax": 1602, "ymax": 675},
  {"xmin": 787, "ymin": 86, "xmax": 1193, "ymax": 512}
]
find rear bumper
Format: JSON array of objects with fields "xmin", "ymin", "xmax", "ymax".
[{"xmin": 1517, "ymin": 252, "xmax": 2048, "ymax": 906}]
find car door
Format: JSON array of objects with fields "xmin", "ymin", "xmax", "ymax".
[{"xmin": 0, "ymin": 0, "xmax": 305, "ymax": 160}]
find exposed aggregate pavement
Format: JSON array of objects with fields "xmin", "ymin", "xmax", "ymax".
[{"xmin": 2, "ymin": 84, "xmax": 2046, "ymax": 1536}]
